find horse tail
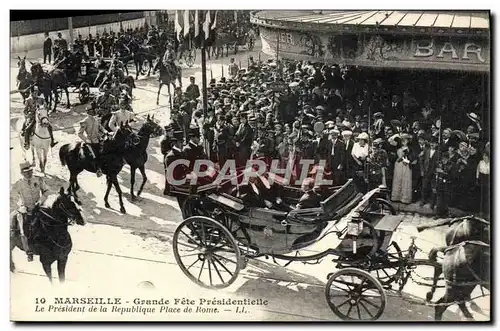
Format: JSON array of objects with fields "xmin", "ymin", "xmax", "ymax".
[{"xmin": 59, "ymin": 143, "xmax": 69, "ymax": 167}]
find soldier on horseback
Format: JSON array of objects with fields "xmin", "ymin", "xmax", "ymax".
[
  {"xmin": 95, "ymin": 82, "xmax": 118, "ymax": 129},
  {"xmin": 108, "ymin": 93, "xmax": 136, "ymax": 132},
  {"xmin": 11, "ymin": 161, "xmax": 49, "ymax": 261},
  {"xmin": 21, "ymin": 86, "xmax": 58, "ymax": 149},
  {"xmin": 78, "ymin": 105, "xmax": 108, "ymax": 178},
  {"xmin": 156, "ymin": 41, "xmax": 177, "ymax": 77}
]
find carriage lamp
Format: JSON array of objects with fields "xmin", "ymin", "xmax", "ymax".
[
  {"xmin": 81, "ymin": 64, "xmax": 87, "ymax": 76},
  {"xmin": 347, "ymin": 212, "xmax": 364, "ymax": 254}
]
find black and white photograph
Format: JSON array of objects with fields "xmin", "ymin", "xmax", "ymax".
[{"xmin": 8, "ymin": 9, "xmax": 491, "ymax": 322}]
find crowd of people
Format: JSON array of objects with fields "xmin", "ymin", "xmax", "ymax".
[
  {"xmin": 164, "ymin": 58, "xmax": 490, "ymax": 219},
  {"xmin": 42, "ymin": 24, "xmax": 166, "ymax": 65}
]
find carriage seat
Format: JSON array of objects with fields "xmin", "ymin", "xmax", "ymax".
[
  {"xmin": 208, "ymin": 193, "xmax": 245, "ymax": 211},
  {"xmin": 321, "ymin": 179, "xmax": 362, "ymax": 217}
]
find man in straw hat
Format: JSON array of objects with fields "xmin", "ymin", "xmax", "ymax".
[{"xmin": 11, "ymin": 161, "xmax": 49, "ymax": 261}]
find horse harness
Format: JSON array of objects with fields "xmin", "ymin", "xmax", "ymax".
[
  {"xmin": 443, "ymin": 240, "xmax": 489, "ymax": 286},
  {"xmin": 36, "ymin": 202, "xmax": 79, "ymax": 249}
]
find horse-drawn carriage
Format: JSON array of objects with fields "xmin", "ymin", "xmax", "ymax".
[{"xmin": 167, "ymin": 168, "xmax": 490, "ymax": 320}]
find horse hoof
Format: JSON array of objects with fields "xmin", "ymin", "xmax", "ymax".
[
  {"xmin": 10, "ymin": 263, "xmax": 15, "ymax": 273},
  {"xmin": 105, "ymin": 202, "xmax": 111, "ymax": 208},
  {"xmin": 131, "ymin": 195, "xmax": 137, "ymax": 201},
  {"xmin": 120, "ymin": 207, "xmax": 126, "ymax": 214},
  {"xmin": 425, "ymin": 292, "xmax": 433, "ymax": 302}
]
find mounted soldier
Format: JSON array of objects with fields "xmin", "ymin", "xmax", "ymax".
[
  {"xmin": 21, "ymin": 86, "xmax": 58, "ymax": 149},
  {"xmin": 95, "ymin": 82, "xmax": 118, "ymax": 129},
  {"xmin": 78, "ymin": 105, "xmax": 108, "ymax": 177},
  {"xmin": 11, "ymin": 161, "xmax": 49, "ymax": 261},
  {"xmin": 158, "ymin": 41, "xmax": 178, "ymax": 77},
  {"xmin": 105, "ymin": 58, "xmax": 126, "ymax": 86},
  {"xmin": 108, "ymin": 93, "xmax": 135, "ymax": 132}
]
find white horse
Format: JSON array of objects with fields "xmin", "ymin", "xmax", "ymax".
[{"xmin": 16, "ymin": 105, "xmax": 51, "ymax": 173}]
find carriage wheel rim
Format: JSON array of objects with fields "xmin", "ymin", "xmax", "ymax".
[
  {"xmin": 325, "ymin": 268, "xmax": 386, "ymax": 320},
  {"xmin": 173, "ymin": 216, "xmax": 241, "ymax": 289}
]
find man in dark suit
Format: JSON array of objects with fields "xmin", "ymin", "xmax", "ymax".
[
  {"xmin": 163, "ymin": 133, "xmax": 188, "ymax": 195},
  {"xmin": 440, "ymin": 128, "xmax": 456, "ymax": 151},
  {"xmin": 185, "ymin": 76, "xmax": 200, "ymax": 103},
  {"xmin": 342, "ymin": 130, "xmax": 355, "ymax": 178},
  {"xmin": 234, "ymin": 114, "xmax": 253, "ymax": 167},
  {"xmin": 43, "ymin": 32, "xmax": 52, "ymax": 64},
  {"xmin": 183, "ymin": 127, "xmax": 206, "ymax": 172},
  {"xmin": 420, "ymin": 137, "xmax": 439, "ymax": 207},
  {"xmin": 413, "ymin": 134, "xmax": 428, "ymax": 202},
  {"xmin": 327, "ymin": 128, "xmax": 346, "ymax": 185},
  {"xmin": 296, "ymin": 178, "xmax": 322, "ymax": 209}
]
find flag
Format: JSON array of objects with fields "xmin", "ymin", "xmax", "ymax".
[
  {"xmin": 174, "ymin": 10, "xmax": 182, "ymax": 42},
  {"xmin": 211, "ymin": 10, "xmax": 217, "ymax": 29},
  {"xmin": 194, "ymin": 10, "xmax": 199, "ymax": 38},
  {"xmin": 183, "ymin": 10, "xmax": 190, "ymax": 38},
  {"xmin": 203, "ymin": 10, "xmax": 211, "ymax": 40}
]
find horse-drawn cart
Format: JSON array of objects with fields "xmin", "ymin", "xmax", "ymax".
[{"xmin": 167, "ymin": 171, "xmax": 484, "ymax": 320}]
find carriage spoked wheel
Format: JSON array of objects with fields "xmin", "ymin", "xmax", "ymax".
[
  {"xmin": 368, "ymin": 241, "xmax": 403, "ymax": 288},
  {"xmin": 141, "ymin": 59, "xmax": 151, "ymax": 75},
  {"xmin": 173, "ymin": 216, "xmax": 242, "ymax": 289},
  {"xmin": 78, "ymin": 82, "xmax": 90, "ymax": 104},
  {"xmin": 185, "ymin": 49, "xmax": 196, "ymax": 67},
  {"xmin": 325, "ymin": 268, "xmax": 386, "ymax": 320}
]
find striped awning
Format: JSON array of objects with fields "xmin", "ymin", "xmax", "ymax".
[
  {"xmin": 252, "ymin": 10, "xmax": 490, "ymax": 37},
  {"xmin": 278, "ymin": 11, "xmax": 488, "ymax": 29}
]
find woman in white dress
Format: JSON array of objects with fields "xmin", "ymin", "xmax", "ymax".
[{"xmin": 351, "ymin": 132, "xmax": 370, "ymax": 192}]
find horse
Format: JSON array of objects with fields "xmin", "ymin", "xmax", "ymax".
[
  {"xmin": 417, "ymin": 216, "xmax": 490, "ymax": 320},
  {"xmin": 16, "ymin": 104, "xmax": 52, "ymax": 173},
  {"xmin": 16, "ymin": 55, "xmax": 34, "ymax": 103},
  {"xmin": 124, "ymin": 115, "xmax": 163, "ymax": 200},
  {"xmin": 58, "ymin": 123, "xmax": 134, "ymax": 214},
  {"xmin": 157, "ymin": 60, "xmax": 182, "ymax": 107},
  {"xmin": 127, "ymin": 38, "xmax": 159, "ymax": 80},
  {"xmin": 10, "ymin": 187, "xmax": 86, "ymax": 283},
  {"xmin": 30, "ymin": 62, "xmax": 70, "ymax": 112}
]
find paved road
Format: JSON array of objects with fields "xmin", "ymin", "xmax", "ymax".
[{"xmin": 9, "ymin": 42, "xmax": 489, "ymax": 322}]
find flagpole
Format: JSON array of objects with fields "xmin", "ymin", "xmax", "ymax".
[{"xmin": 200, "ymin": 10, "xmax": 210, "ymax": 159}]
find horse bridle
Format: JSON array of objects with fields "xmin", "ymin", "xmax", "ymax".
[{"xmin": 38, "ymin": 199, "xmax": 82, "ymax": 228}]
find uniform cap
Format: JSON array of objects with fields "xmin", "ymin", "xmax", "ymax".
[{"xmin": 20, "ymin": 161, "xmax": 33, "ymax": 173}]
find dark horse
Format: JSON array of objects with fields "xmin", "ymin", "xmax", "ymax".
[
  {"xmin": 417, "ymin": 216, "xmax": 490, "ymax": 320},
  {"xmin": 127, "ymin": 38, "xmax": 159, "ymax": 80},
  {"xmin": 10, "ymin": 187, "xmax": 86, "ymax": 283},
  {"xmin": 16, "ymin": 55, "xmax": 34, "ymax": 103},
  {"xmin": 157, "ymin": 60, "xmax": 182, "ymax": 107},
  {"xmin": 30, "ymin": 62, "xmax": 70, "ymax": 112},
  {"xmin": 59, "ymin": 123, "xmax": 133, "ymax": 213},
  {"xmin": 124, "ymin": 114, "xmax": 163, "ymax": 200}
]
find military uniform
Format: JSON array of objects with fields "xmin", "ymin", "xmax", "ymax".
[
  {"xmin": 185, "ymin": 83, "xmax": 200, "ymax": 102},
  {"xmin": 95, "ymin": 93, "xmax": 117, "ymax": 129},
  {"xmin": 78, "ymin": 112, "xmax": 107, "ymax": 175},
  {"xmin": 11, "ymin": 162, "xmax": 49, "ymax": 260},
  {"xmin": 164, "ymin": 145, "xmax": 188, "ymax": 195},
  {"xmin": 22, "ymin": 94, "xmax": 57, "ymax": 148}
]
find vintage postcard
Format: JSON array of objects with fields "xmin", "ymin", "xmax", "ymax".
[{"xmin": 9, "ymin": 9, "xmax": 490, "ymax": 322}]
